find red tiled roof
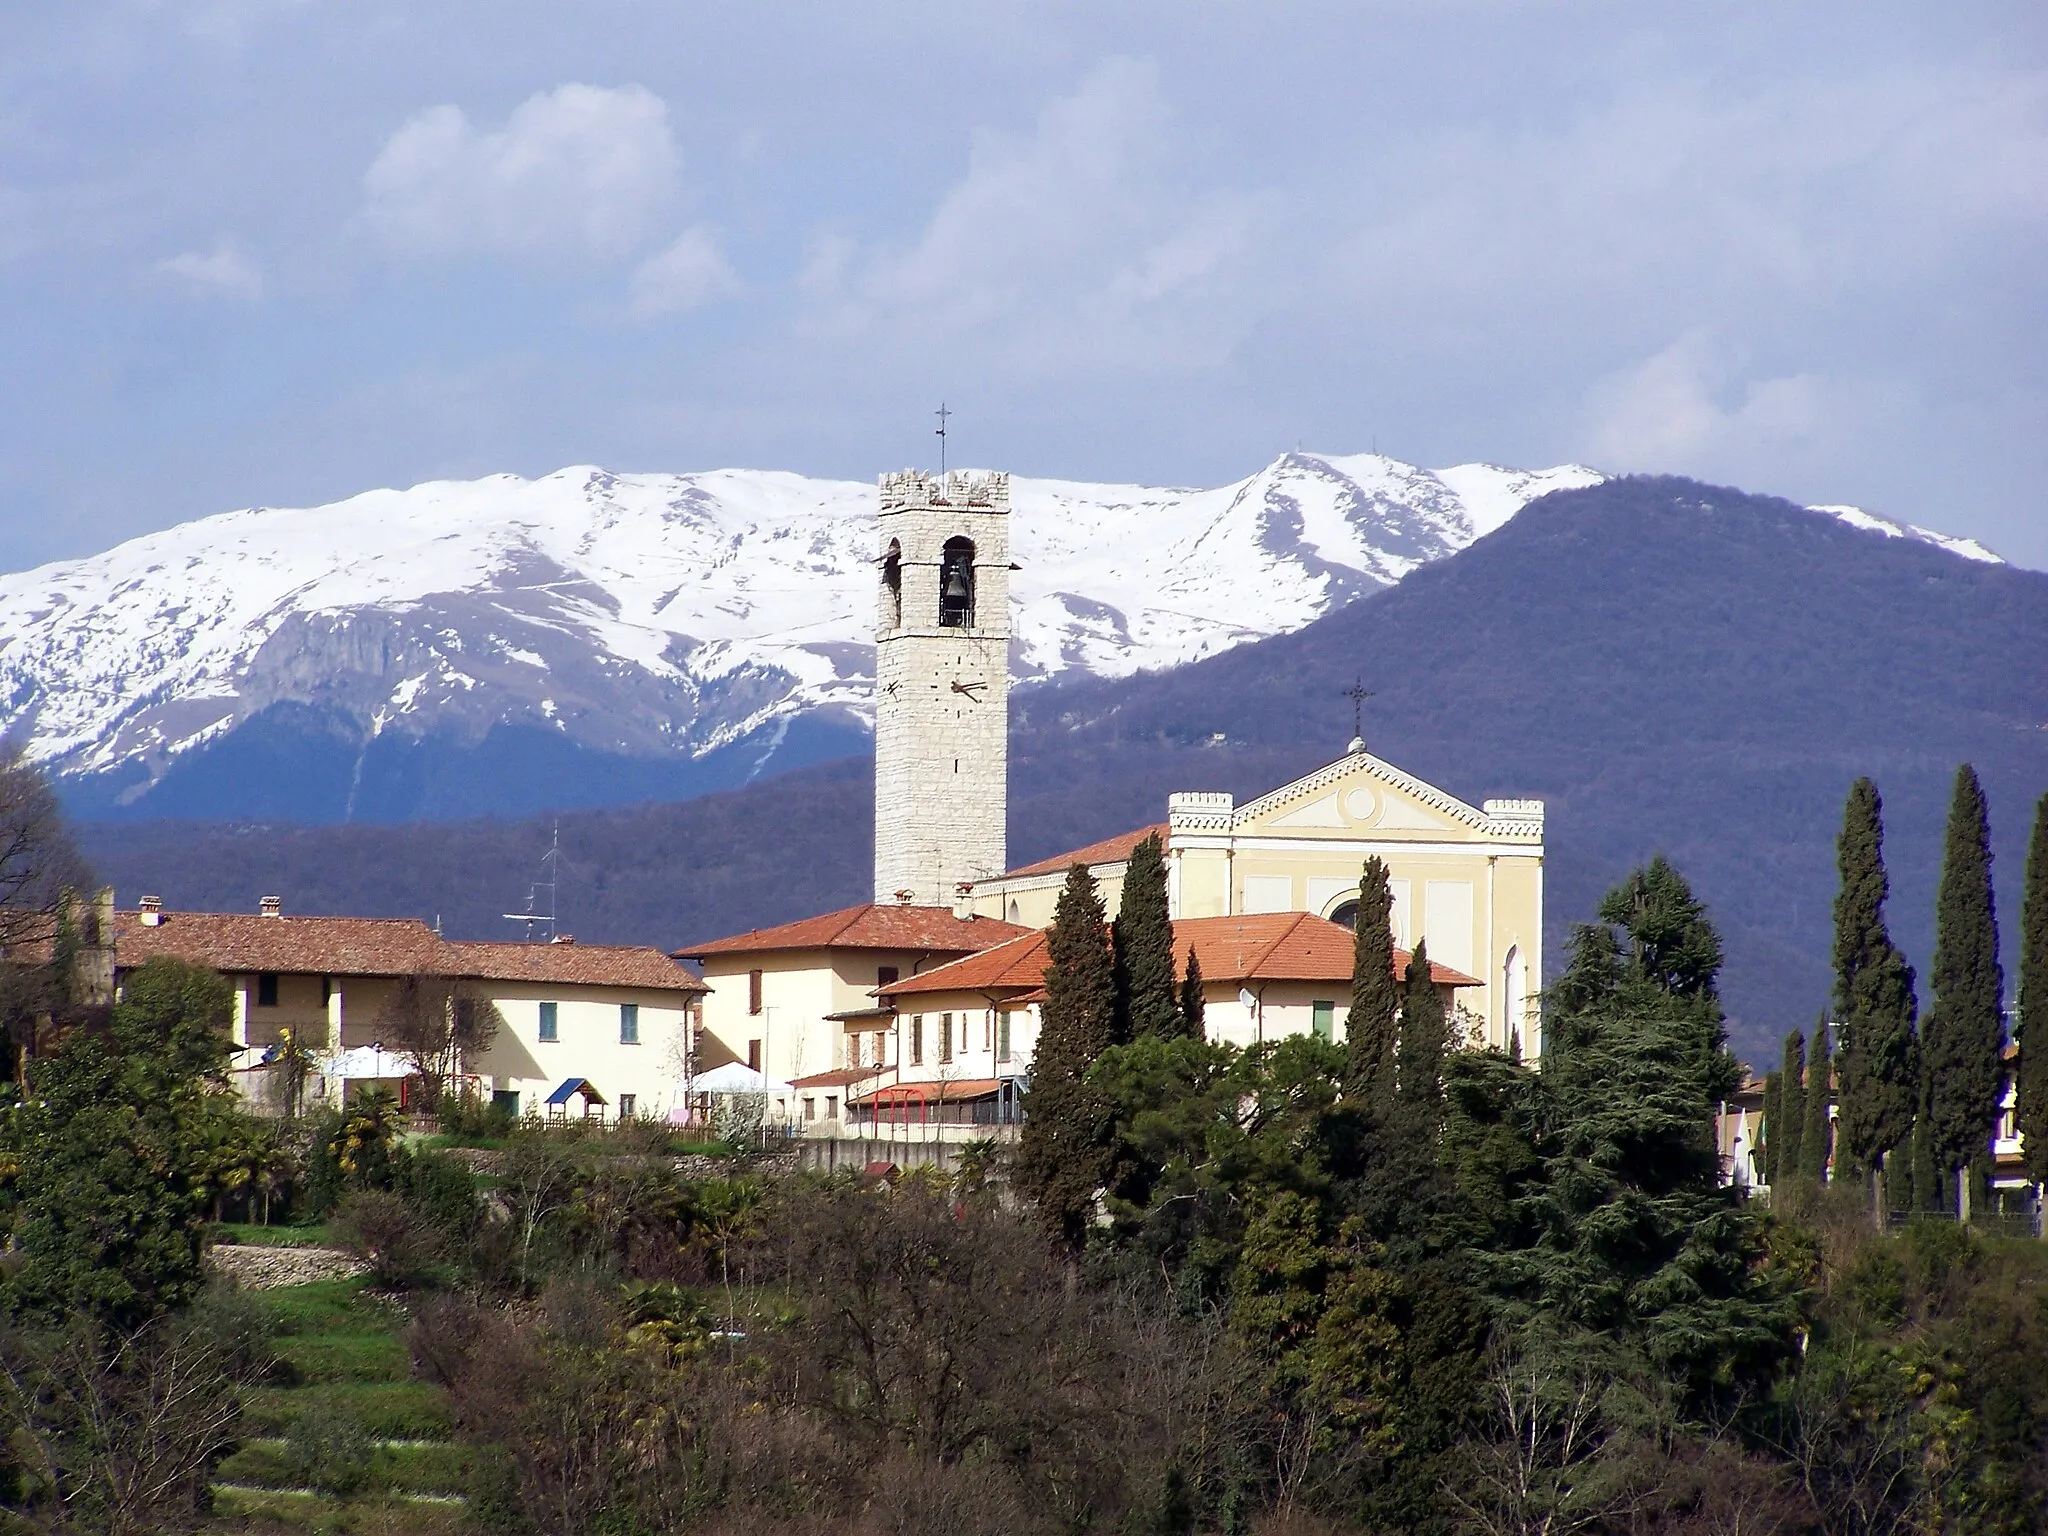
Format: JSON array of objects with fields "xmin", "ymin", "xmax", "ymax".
[
  {"xmin": 677, "ymin": 903, "xmax": 1030, "ymax": 960},
  {"xmin": 1000, "ymin": 824, "xmax": 1169, "ymax": 879},
  {"xmin": 881, "ymin": 912, "xmax": 1480, "ymax": 998},
  {"xmin": 441, "ymin": 941, "xmax": 706, "ymax": 994},
  {"xmin": 115, "ymin": 911, "xmax": 448, "ymax": 978},
  {"xmin": 111, "ymin": 911, "xmax": 704, "ymax": 994}
]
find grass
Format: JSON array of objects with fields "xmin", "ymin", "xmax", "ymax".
[{"xmin": 207, "ymin": 1277, "xmax": 468, "ymax": 1534}]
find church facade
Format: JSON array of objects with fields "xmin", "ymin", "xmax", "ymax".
[{"xmin": 968, "ymin": 749, "xmax": 1545, "ymax": 1053}]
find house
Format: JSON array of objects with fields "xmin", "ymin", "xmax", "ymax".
[
  {"xmin": 848, "ymin": 911, "xmax": 1481, "ymax": 1135},
  {"xmin": 112, "ymin": 895, "xmax": 707, "ymax": 1119},
  {"xmin": 674, "ymin": 900, "xmax": 1032, "ymax": 1127}
]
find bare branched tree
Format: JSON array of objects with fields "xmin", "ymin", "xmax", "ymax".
[
  {"xmin": 377, "ymin": 974, "xmax": 503, "ymax": 1111},
  {"xmin": 0, "ymin": 741, "xmax": 94, "ymax": 951}
]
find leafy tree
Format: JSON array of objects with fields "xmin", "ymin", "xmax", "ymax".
[
  {"xmin": 1177, "ymin": 946, "xmax": 1206, "ymax": 1040},
  {"xmin": 1775, "ymin": 1030, "xmax": 1807, "ymax": 1183},
  {"xmin": 1343, "ymin": 857, "xmax": 1399, "ymax": 1104},
  {"xmin": 1800, "ymin": 1020, "xmax": 1833, "ymax": 1183},
  {"xmin": 1112, "ymin": 833, "xmax": 1182, "ymax": 1041},
  {"xmin": 1831, "ymin": 777, "xmax": 1920, "ymax": 1178},
  {"xmin": 2019, "ymin": 792, "xmax": 2048, "ymax": 1184},
  {"xmin": 1396, "ymin": 937, "xmax": 1447, "ymax": 1113},
  {"xmin": 0, "ymin": 958, "xmax": 235, "ymax": 1327},
  {"xmin": 1015, "ymin": 864, "xmax": 1117, "ymax": 1248},
  {"xmin": 1922, "ymin": 765, "xmax": 2006, "ymax": 1195},
  {"xmin": 1458, "ymin": 859, "xmax": 1799, "ymax": 1408}
]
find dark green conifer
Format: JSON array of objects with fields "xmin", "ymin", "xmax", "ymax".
[
  {"xmin": 1177, "ymin": 945, "xmax": 1206, "ymax": 1041},
  {"xmin": 2015, "ymin": 794, "xmax": 2048, "ymax": 1187},
  {"xmin": 1111, "ymin": 833, "xmax": 1180, "ymax": 1042},
  {"xmin": 1909, "ymin": 1107, "xmax": 1939, "ymax": 1213},
  {"xmin": 1800, "ymin": 1021, "xmax": 1832, "ymax": 1182},
  {"xmin": 1014, "ymin": 863, "xmax": 1117, "ymax": 1248},
  {"xmin": 1760, "ymin": 1070, "xmax": 1782, "ymax": 1186},
  {"xmin": 1397, "ymin": 937, "xmax": 1448, "ymax": 1112},
  {"xmin": 1775, "ymin": 1030, "xmax": 1806, "ymax": 1181},
  {"xmin": 1831, "ymin": 778, "xmax": 1920, "ymax": 1177},
  {"xmin": 2018, "ymin": 792, "xmax": 2048, "ymax": 1184},
  {"xmin": 1922, "ymin": 764, "xmax": 2006, "ymax": 1194},
  {"xmin": 1343, "ymin": 857, "xmax": 1400, "ymax": 1103}
]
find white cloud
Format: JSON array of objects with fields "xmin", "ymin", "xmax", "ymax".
[
  {"xmin": 1580, "ymin": 331, "xmax": 1853, "ymax": 473},
  {"xmin": 361, "ymin": 83, "xmax": 678, "ymax": 263},
  {"xmin": 629, "ymin": 227, "xmax": 738, "ymax": 316},
  {"xmin": 154, "ymin": 239, "xmax": 264, "ymax": 299},
  {"xmin": 805, "ymin": 58, "xmax": 1269, "ymax": 375}
]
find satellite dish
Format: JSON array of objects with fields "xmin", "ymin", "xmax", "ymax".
[{"xmin": 1237, "ymin": 988, "xmax": 1257, "ymax": 1011}]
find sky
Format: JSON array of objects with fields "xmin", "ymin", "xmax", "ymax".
[{"xmin": 1, "ymin": 1, "xmax": 2043, "ymax": 573}]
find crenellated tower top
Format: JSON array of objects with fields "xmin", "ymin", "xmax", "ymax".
[{"xmin": 877, "ymin": 470, "xmax": 1011, "ymax": 511}]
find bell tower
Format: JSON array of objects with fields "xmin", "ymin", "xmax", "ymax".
[{"xmin": 873, "ymin": 470, "xmax": 1011, "ymax": 905}]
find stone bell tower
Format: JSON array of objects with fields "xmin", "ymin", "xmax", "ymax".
[{"xmin": 873, "ymin": 470, "xmax": 1011, "ymax": 905}]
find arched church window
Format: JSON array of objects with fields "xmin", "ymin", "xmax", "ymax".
[
  {"xmin": 939, "ymin": 537, "xmax": 975, "ymax": 628},
  {"xmin": 881, "ymin": 540, "xmax": 902, "ymax": 629},
  {"xmin": 1327, "ymin": 899, "xmax": 1359, "ymax": 931}
]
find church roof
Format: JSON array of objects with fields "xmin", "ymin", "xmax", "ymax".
[
  {"xmin": 999, "ymin": 824, "xmax": 1169, "ymax": 879},
  {"xmin": 676, "ymin": 903, "xmax": 1031, "ymax": 961},
  {"xmin": 878, "ymin": 912, "xmax": 1480, "ymax": 1000}
]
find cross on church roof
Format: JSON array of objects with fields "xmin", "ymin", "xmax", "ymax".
[
  {"xmin": 934, "ymin": 402, "xmax": 951, "ymax": 475},
  {"xmin": 1342, "ymin": 677, "xmax": 1374, "ymax": 754}
]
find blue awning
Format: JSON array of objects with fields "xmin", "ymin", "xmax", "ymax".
[{"xmin": 544, "ymin": 1077, "xmax": 606, "ymax": 1106}]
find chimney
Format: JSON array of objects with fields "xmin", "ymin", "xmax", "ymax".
[
  {"xmin": 139, "ymin": 895, "xmax": 163, "ymax": 927},
  {"xmin": 894, "ymin": 889, "xmax": 916, "ymax": 905},
  {"xmin": 259, "ymin": 895, "xmax": 282, "ymax": 918},
  {"xmin": 952, "ymin": 881, "xmax": 975, "ymax": 922},
  {"xmin": 551, "ymin": 934, "xmax": 575, "ymax": 945}
]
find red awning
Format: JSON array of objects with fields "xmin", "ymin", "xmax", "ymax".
[{"xmin": 856, "ymin": 1078, "xmax": 1003, "ymax": 1105}]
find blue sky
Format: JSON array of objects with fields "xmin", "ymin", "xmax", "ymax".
[{"xmin": 2, "ymin": 1, "xmax": 2043, "ymax": 571}]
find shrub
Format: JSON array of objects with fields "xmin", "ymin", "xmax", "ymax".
[
  {"xmin": 281, "ymin": 1398, "xmax": 377, "ymax": 1498},
  {"xmin": 332, "ymin": 1191, "xmax": 434, "ymax": 1288}
]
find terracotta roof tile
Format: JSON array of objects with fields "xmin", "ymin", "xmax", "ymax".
[
  {"xmin": 112, "ymin": 911, "xmax": 705, "ymax": 994},
  {"xmin": 1000, "ymin": 824, "xmax": 1169, "ymax": 879},
  {"xmin": 115, "ymin": 911, "xmax": 447, "ymax": 977},
  {"xmin": 677, "ymin": 903, "xmax": 1030, "ymax": 960},
  {"xmin": 441, "ymin": 941, "xmax": 706, "ymax": 994},
  {"xmin": 881, "ymin": 913, "xmax": 1480, "ymax": 997}
]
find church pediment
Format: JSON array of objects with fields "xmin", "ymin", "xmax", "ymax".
[{"xmin": 1235, "ymin": 752, "xmax": 1501, "ymax": 841}]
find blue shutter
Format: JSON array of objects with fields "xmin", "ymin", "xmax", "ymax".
[
  {"xmin": 538, "ymin": 1001, "xmax": 559, "ymax": 1042},
  {"xmin": 620, "ymin": 1003, "xmax": 640, "ymax": 1044}
]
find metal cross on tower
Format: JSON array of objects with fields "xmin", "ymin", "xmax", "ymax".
[
  {"xmin": 1343, "ymin": 677, "xmax": 1374, "ymax": 750},
  {"xmin": 934, "ymin": 402, "xmax": 951, "ymax": 474}
]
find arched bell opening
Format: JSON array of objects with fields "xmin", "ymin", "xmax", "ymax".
[
  {"xmin": 1326, "ymin": 899, "xmax": 1359, "ymax": 931},
  {"xmin": 938, "ymin": 537, "xmax": 976, "ymax": 628},
  {"xmin": 880, "ymin": 539, "xmax": 902, "ymax": 629}
]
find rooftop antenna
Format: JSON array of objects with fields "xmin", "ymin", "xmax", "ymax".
[
  {"xmin": 502, "ymin": 820, "xmax": 560, "ymax": 941},
  {"xmin": 1342, "ymin": 677, "xmax": 1374, "ymax": 753},
  {"xmin": 934, "ymin": 401, "xmax": 951, "ymax": 475}
]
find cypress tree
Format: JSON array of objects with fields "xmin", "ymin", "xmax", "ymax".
[
  {"xmin": 2018, "ymin": 793, "xmax": 2048, "ymax": 1184},
  {"xmin": 1800, "ymin": 1020, "xmax": 1833, "ymax": 1182},
  {"xmin": 1760, "ymin": 1070, "xmax": 1782, "ymax": 1186},
  {"xmin": 1397, "ymin": 937, "xmax": 1448, "ymax": 1112},
  {"xmin": 1014, "ymin": 864, "xmax": 1117, "ymax": 1248},
  {"xmin": 1177, "ymin": 946, "xmax": 1206, "ymax": 1040},
  {"xmin": 1775, "ymin": 1030, "xmax": 1806, "ymax": 1182},
  {"xmin": 1922, "ymin": 764, "xmax": 2006, "ymax": 1193},
  {"xmin": 1343, "ymin": 857, "xmax": 1400, "ymax": 1103},
  {"xmin": 1909, "ymin": 1107, "xmax": 1940, "ymax": 1213},
  {"xmin": 1111, "ymin": 833, "xmax": 1180, "ymax": 1042},
  {"xmin": 1831, "ymin": 778, "xmax": 1921, "ymax": 1178}
]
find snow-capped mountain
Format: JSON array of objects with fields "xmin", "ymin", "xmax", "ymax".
[{"xmin": 0, "ymin": 451, "xmax": 1998, "ymax": 823}]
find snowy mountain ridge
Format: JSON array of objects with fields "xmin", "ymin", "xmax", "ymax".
[{"xmin": 0, "ymin": 451, "xmax": 1999, "ymax": 821}]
